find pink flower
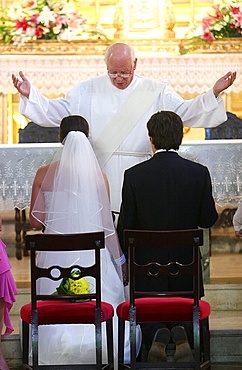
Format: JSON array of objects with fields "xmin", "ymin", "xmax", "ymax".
[
  {"xmin": 202, "ymin": 31, "xmax": 215, "ymax": 44},
  {"xmin": 232, "ymin": 8, "xmax": 242, "ymax": 29},
  {"xmin": 30, "ymin": 14, "xmax": 40, "ymax": 25},
  {"xmin": 35, "ymin": 26, "xmax": 44, "ymax": 38}
]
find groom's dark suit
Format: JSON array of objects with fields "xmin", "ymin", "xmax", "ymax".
[{"xmin": 117, "ymin": 150, "xmax": 218, "ymax": 297}]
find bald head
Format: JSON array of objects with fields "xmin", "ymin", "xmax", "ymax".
[
  {"xmin": 104, "ymin": 43, "xmax": 137, "ymax": 89},
  {"xmin": 104, "ymin": 43, "xmax": 135, "ymax": 64}
]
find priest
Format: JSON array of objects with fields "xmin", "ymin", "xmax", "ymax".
[{"xmin": 12, "ymin": 42, "xmax": 236, "ymax": 211}]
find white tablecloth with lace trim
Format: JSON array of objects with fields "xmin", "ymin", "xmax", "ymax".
[
  {"xmin": 0, "ymin": 143, "xmax": 61, "ymax": 211},
  {"xmin": 179, "ymin": 140, "xmax": 242, "ymax": 208},
  {"xmin": 0, "ymin": 141, "xmax": 241, "ymax": 211}
]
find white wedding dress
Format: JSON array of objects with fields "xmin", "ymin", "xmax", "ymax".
[
  {"xmin": 30, "ymin": 131, "xmax": 141, "ymax": 368},
  {"xmin": 35, "ymin": 193, "xmax": 128, "ymax": 366}
]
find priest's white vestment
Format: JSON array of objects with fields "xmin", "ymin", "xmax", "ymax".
[{"xmin": 20, "ymin": 74, "xmax": 227, "ymax": 211}]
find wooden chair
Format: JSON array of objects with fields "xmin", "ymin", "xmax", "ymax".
[
  {"xmin": 20, "ymin": 232, "xmax": 114, "ymax": 370},
  {"xmin": 117, "ymin": 229, "xmax": 210, "ymax": 370}
]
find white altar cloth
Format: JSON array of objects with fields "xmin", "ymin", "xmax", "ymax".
[{"xmin": 0, "ymin": 140, "xmax": 241, "ymax": 211}]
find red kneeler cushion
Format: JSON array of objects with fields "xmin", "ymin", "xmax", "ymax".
[
  {"xmin": 21, "ymin": 300, "xmax": 114, "ymax": 325},
  {"xmin": 116, "ymin": 297, "xmax": 210, "ymax": 322}
]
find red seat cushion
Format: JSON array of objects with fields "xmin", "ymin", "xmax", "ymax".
[
  {"xmin": 20, "ymin": 300, "xmax": 114, "ymax": 325},
  {"xmin": 116, "ymin": 297, "xmax": 210, "ymax": 322}
]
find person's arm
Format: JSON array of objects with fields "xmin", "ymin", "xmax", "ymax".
[
  {"xmin": 12, "ymin": 71, "xmax": 70, "ymax": 127},
  {"xmin": 101, "ymin": 170, "xmax": 128, "ymax": 285},
  {"xmin": 197, "ymin": 167, "xmax": 218, "ymax": 228},
  {"xmin": 163, "ymin": 72, "xmax": 236, "ymax": 129},
  {"xmin": 117, "ymin": 170, "xmax": 137, "ymax": 258},
  {"xmin": 29, "ymin": 166, "xmax": 47, "ymax": 228},
  {"xmin": 213, "ymin": 71, "xmax": 236, "ymax": 97},
  {"xmin": 233, "ymin": 203, "xmax": 242, "ymax": 239},
  {"xmin": 102, "ymin": 171, "xmax": 110, "ymax": 200},
  {"xmin": 12, "ymin": 71, "xmax": 30, "ymax": 98}
]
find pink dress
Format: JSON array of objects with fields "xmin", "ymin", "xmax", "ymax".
[{"xmin": 0, "ymin": 239, "xmax": 17, "ymax": 335}]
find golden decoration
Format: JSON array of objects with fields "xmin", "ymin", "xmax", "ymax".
[
  {"xmin": 0, "ymin": 39, "xmax": 182, "ymax": 55},
  {"xmin": 0, "ymin": 40, "xmax": 111, "ymax": 55},
  {"xmin": 179, "ymin": 38, "xmax": 242, "ymax": 55}
]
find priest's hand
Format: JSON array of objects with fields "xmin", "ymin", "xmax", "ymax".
[
  {"xmin": 12, "ymin": 71, "xmax": 31, "ymax": 98},
  {"xmin": 213, "ymin": 71, "xmax": 236, "ymax": 97}
]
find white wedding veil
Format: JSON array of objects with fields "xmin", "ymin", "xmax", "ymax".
[
  {"xmin": 29, "ymin": 115, "xmax": 138, "ymax": 367},
  {"xmin": 31, "ymin": 116, "xmax": 123, "ymax": 274}
]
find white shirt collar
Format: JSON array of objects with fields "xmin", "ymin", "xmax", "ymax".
[{"xmin": 154, "ymin": 149, "xmax": 177, "ymax": 154}]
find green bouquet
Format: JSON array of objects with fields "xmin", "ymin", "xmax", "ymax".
[{"xmin": 53, "ymin": 270, "xmax": 90, "ymax": 302}]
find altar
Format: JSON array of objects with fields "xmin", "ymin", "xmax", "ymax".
[
  {"xmin": 0, "ymin": 140, "xmax": 241, "ymax": 266},
  {"xmin": 1, "ymin": 140, "xmax": 241, "ymax": 211},
  {"xmin": 0, "ymin": 140, "xmax": 241, "ymax": 211}
]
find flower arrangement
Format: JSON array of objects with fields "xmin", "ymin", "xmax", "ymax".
[
  {"xmin": 53, "ymin": 270, "xmax": 91, "ymax": 302},
  {"xmin": 0, "ymin": 0, "xmax": 109, "ymax": 45},
  {"xmin": 200, "ymin": 1, "xmax": 242, "ymax": 43},
  {"xmin": 179, "ymin": 1, "xmax": 242, "ymax": 54}
]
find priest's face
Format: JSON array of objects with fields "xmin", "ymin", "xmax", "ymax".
[{"xmin": 107, "ymin": 55, "xmax": 137, "ymax": 90}]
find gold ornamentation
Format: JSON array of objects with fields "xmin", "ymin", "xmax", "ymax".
[
  {"xmin": 0, "ymin": 40, "xmax": 111, "ymax": 55},
  {"xmin": 179, "ymin": 38, "xmax": 242, "ymax": 55},
  {"xmin": 0, "ymin": 39, "xmax": 181, "ymax": 55}
]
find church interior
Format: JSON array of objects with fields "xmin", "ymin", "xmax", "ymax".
[{"xmin": 0, "ymin": 0, "xmax": 242, "ymax": 368}]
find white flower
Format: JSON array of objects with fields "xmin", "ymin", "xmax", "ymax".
[{"xmin": 38, "ymin": 6, "xmax": 56, "ymax": 26}]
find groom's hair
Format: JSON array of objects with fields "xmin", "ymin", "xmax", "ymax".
[
  {"xmin": 147, "ymin": 110, "xmax": 183, "ymax": 150},
  {"xmin": 60, "ymin": 115, "xmax": 89, "ymax": 143}
]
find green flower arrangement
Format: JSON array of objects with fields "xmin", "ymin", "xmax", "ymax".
[{"xmin": 53, "ymin": 269, "xmax": 90, "ymax": 303}]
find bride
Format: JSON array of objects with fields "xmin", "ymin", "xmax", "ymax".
[{"xmin": 29, "ymin": 115, "xmax": 141, "ymax": 367}]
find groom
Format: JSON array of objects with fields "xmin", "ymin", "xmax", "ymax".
[{"xmin": 117, "ymin": 110, "xmax": 218, "ymax": 362}]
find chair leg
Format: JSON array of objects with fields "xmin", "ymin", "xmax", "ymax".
[
  {"xmin": 193, "ymin": 309, "xmax": 201, "ymax": 370},
  {"xmin": 22, "ymin": 320, "xmax": 29, "ymax": 365},
  {"xmin": 201, "ymin": 318, "xmax": 210, "ymax": 362},
  {"xmin": 129, "ymin": 307, "xmax": 137, "ymax": 368},
  {"xmin": 31, "ymin": 311, "xmax": 39, "ymax": 369},
  {"xmin": 106, "ymin": 319, "xmax": 114, "ymax": 365},
  {"xmin": 118, "ymin": 317, "xmax": 125, "ymax": 364}
]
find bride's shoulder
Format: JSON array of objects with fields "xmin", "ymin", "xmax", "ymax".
[{"xmin": 36, "ymin": 161, "xmax": 59, "ymax": 178}]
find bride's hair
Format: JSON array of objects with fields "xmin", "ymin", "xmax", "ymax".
[{"xmin": 60, "ymin": 115, "xmax": 89, "ymax": 143}]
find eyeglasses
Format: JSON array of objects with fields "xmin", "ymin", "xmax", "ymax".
[{"xmin": 108, "ymin": 72, "xmax": 132, "ymax": 79}]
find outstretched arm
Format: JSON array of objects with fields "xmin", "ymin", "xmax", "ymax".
[
  {"xmin": 12, "ymin": 71, "xmax": 31, "ymax": 98},
  {"xmin": 213, "ymin": 71, "xmax": 236, "ymax": 97}
]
